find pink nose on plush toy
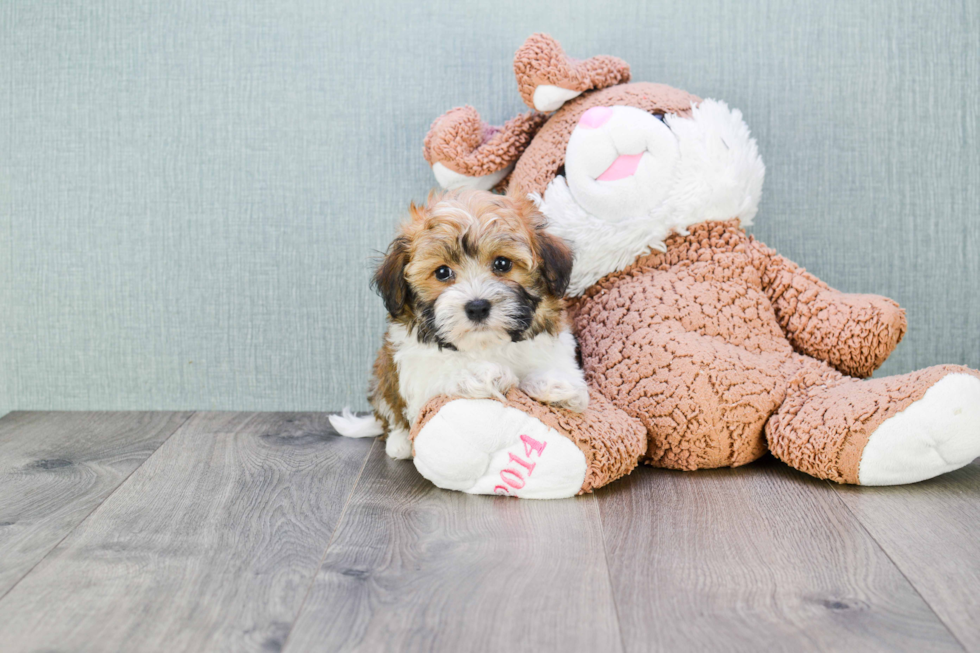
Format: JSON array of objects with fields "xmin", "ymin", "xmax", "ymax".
[{"xmin": 578, "ymin": 106, "xmax": 613, "ymax": 129}]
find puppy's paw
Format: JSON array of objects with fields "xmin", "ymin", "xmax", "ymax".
[
  {"xmin": 520, "ymin": 372, "xmax": 590, "ymax": 412},
  {"xmin": 385, "ymin": 428, "xmax": 413, "ymax": 460},
  {"xmin": 451, "ymin": 363, "xmax": 519, "ymax": 401}
]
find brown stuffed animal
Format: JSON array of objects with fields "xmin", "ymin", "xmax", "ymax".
[{"xmin": 409, "ymin": 33, "xmax": 980, "ymax": 499}]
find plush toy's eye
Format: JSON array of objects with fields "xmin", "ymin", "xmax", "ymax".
[
  {"xmin": 434, "ymin": 265, "xmax": 454, "ymax": 282},
  {"xmin": 492, "ymin": 256, "xmax": 513, "ymax": 273}
]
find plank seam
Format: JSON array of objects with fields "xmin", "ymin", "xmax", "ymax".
[
  {"xmin": 0, "ymin": 411, "xmax": 197, "ymax": 605},
  {"xmin": 279, "ymin": 436, "xmax": 378, "ymax": 653},
  {"xmin": 594, "ymin": 490, "xmax": 628, "ymax": 653},
  {"xmin": 826, "ymin": 481, "xmax": 968, "ymax": 653}
]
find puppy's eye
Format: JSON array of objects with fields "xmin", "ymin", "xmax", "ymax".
[
  {"xmin": 434, "ymin": 265, "xmax": 454, "ymax": 282},
  {"xmin": 492, "ymin": 256, "xmax": 513, "ymax": 273}
]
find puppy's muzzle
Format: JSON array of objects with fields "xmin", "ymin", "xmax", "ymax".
[{"xmin": 464, "ymin": 299, "xmax": 492, "ymax": 324}]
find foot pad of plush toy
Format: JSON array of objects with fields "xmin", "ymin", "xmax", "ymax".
[
  {"xmin": 413, "ymin": 398, "xmax": 587, "ymax": 499},
  {"xmin": 860, "ymin": 373, "xmax": 980, "ymax": 485}
]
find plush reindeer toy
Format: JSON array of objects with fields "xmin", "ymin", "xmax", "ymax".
[{"xmin": 401, "ymin": 33, "xmax": 980, "ymax": 499}]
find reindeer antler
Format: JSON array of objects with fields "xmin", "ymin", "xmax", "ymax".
[
  {"xmin": 423, "ymin": 106, "xmax": 548, "ymax": 191},
  {"xmin": 514, "ymin": 33, "xmax": 631, "ymax": 112}
]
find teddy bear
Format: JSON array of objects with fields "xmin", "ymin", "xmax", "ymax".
[{"xmin": 407, "ymin": 33, "xmax": 980, "ymax": 499}]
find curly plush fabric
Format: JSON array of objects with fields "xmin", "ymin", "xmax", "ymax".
[
  {"xmin": 422, "ymin": 106, "xmax": 548, "ymax": 177},
  {"xmin": 568, "ymin": 219, "xmax": 960, "ymax": 483},
  {"xmin": 750, "ymin": 242, "xmax": 907, "ymax": 379},
  {"xmin": 411, "ymin": 388, "xmax": 646, "ymax": 494},
  {"xmin": 513, "ymin": 33, "xmax": 632, "ymax": 111}
]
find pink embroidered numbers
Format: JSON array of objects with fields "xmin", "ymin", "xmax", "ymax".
[{"xmin": 493, "ymin": 434, "xmax": 548, "ymax": 496}]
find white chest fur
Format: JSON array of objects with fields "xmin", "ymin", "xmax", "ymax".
[{"xmin": 387, "ymin": 323, "xmax": 581, "ymax": 424}]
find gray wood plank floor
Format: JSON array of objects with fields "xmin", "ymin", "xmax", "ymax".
[
  {"xmin": 596, "ymin": 457, "xmax": 962, "ymax": 652},
  {"xmin": 832, "ymin": 463, "xmax": 980, "ymax": 651},
  {"xmin": 284, "ymin": 442, "xmax": 622, "ymax": 653},
  {"xmin": 0, "ymin": 412, "xmax": 976, "ymax": 653},
  {"xmin": 0, "ymin": 412, "xmax": 372, "ymax": 652},
  {"xmin": 0, "ymin": 411, "xmax": 193, "ymax": 597}
]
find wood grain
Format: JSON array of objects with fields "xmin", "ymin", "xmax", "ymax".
[
  {"xmin": 833, "ymin": 461, "xmax": 980, "ymax": 651},
  {"xmin": 0, "ymin": 411, "xmax": 192, "ymax": 596},
  {"xmin": 283, "ymin": 443, "xmax": 623, "ymax": 653},
  {"xmin": 596, "ymin": 457, "xmax": 963, "ymax": 653},
  {"xmin": 0, "ymin": 412, "xmax": 373, "ymax": 653},
  {"xmin": 2, "ymin": 411, "xmax": 977, "ymax": 652}
]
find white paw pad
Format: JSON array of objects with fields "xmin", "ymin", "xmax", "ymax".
[
  {"xmin": 385, "ymin": 428, "xmax": 413, "ymax": 460},
  {"xmin": 457, "ymin": 363, "xmax": 518, "ymax": 400},
  {"xmin": 860, "ymin": 373, "xmax": 980, "ymax": 485},
  {"xmin": 412, "ymin": 399, "xmax": 587, "ymax": 499},
  {"xmin": 520, "ymin": 373, "xmax": 589, "ymax": 412}
]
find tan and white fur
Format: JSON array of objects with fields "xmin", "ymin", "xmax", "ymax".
[{"xmin": 330, "ymin": 190, "xmax": 587, "ymax": 459}]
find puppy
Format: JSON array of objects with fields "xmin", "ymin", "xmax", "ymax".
[{"xmin": 330, "ymin": 189, "xmax": 590, "ymax": 459}]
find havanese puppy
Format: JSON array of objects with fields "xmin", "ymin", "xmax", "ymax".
[{"xmin": 330, "ymin": 189, "xmax": 590, "ymax": 459}]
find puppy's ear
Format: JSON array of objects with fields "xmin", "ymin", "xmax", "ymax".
[
  {"xmin": 509, "ymin": 193, "xmax": 574, "ymax": 297},
  {"xmin": 535, "ymin": 227, "xmax": 573, "ymax": 297},
  {"xmin": 372, "ymin": 235, "xmax": 412, "ymax": 319}
]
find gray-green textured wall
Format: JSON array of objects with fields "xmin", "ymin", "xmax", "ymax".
[{"xmin": 2, "ymin": 0, "xmax": 979, "ymax": 415}]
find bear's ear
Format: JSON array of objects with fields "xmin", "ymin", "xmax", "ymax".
[
  {"xmin": 423, "ymin": 106, "xmax": 547, "ymax": 192},
  {"xmin": 513, "ymin": 33, "xmax": 631, "ymax": 112}
]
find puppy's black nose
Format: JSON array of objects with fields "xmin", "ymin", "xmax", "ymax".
[{"xmin": 465, "ymin": 299, "xmax": 491, "ymax": 323}]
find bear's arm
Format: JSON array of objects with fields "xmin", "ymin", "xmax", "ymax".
[{"xmin": 748, "ymin": 240, "xmax": 907, "ymax": 379}]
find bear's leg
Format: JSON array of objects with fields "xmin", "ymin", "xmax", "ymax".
[
  {"xmin": 767, "ymin": 363, "xmax": 980, "ymax": 485},
  {"xmin": 410, "ymin": 389, "xmax": 645, "ymax": 499},
  {"xmin": 585, "ymin": 327, "xmax": 785, "ymax": 471}
]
